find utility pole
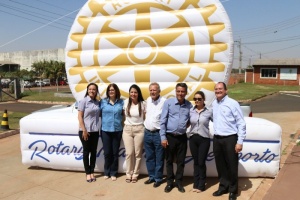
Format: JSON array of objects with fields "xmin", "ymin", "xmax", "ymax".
[{"xmin": 236, "ymin": 39, "xmax": 242, "ymax": 74}]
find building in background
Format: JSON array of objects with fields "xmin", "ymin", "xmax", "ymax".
[
  {"xmin": 245, "ymin": 59, "xmax": 300, "ymax": 86},
  {"xmin": 0, "ymin": 61, "xmax": 20, "ymax": 72},
  {"xmin": 0, "ymin": 48, "xmax": 65, "ymax": 71}
]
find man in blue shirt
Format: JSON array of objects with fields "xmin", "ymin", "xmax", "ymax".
[
  {"xmin": 160, "ymin": 83, "xmax": 192, "ymax": 193},
  {"xmin": 212, "ymin": 82, "xmax": 246, "ymax": 200}
]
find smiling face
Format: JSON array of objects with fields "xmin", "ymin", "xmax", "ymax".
[
  {"xmin": 87, "ymin": 84, "xmax": 98, "ymax": 99},
  {"xmin": 149, "ymin": 84, "xmax": 160, "ymax": 101},
  {"xmin": 194, "ymin": 93, "xmax": 204, "ymax": 107},
  {"xmin": 176, "ymin": 86, "xmax": 187, "ymax": 104},
  {"xmin": 129, "ymin": 87, "xmax": 138, "ymax": 103},
  {"xmin": 214, "ymin": 82, "xmax": 227, "ymax": 101},
  {"xmin": 108, "ymin": 86, "xmax": 116, "ymax": 99}
]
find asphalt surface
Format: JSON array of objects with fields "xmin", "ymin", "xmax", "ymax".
[
  {"xmin": 0, "ymin": 102, "xmax": 62, "ymax": 113},
  {"xmin": 250, "ymin": 92, "xmax": 300, "ymax": 113}
]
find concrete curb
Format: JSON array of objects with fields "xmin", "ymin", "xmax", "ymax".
[
  {"xmin": 0, "ymin": 129, "xmax": 19, "ymax": 139},
  {"xmin": 17, "ymin": 100, "xmax": 72, "ymax": 105}
]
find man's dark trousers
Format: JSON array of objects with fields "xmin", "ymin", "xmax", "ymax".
[
  {"xmin": 165, "ymin": 133, "xmax": 187, "ymax": 185},
  {"xmin": 213, "ymin": 134, "xmax": 239, "ymax": 194}
]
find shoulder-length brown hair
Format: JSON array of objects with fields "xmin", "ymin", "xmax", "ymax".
[{"xmin": 106, "ymin": 83, "xmax": 121, "ymax": 100}]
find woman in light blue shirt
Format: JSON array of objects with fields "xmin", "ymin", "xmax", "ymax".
[
  {"xmin": 78, "ymin": 83, "xmax": 101, "ymax": 183},
  {"xmin": 100, "ymin": 83, "xmax": 124, "ymax": 181},
  {"xmin": 189, "ymin": 91, "xmax": 212, "ymax": 192}
]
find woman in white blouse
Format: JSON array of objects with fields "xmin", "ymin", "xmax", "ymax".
[{"xmin": 123, "ymin": 84, "xmax": 146, "ymax": 183}]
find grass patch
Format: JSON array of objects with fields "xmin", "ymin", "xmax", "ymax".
[
  {"xmin": 21, "ymin": 89, "xmax": 75, "ymax": 102},
  {"xmin": 0, "ymin": 111, "xmax": 28, "ymax": 132},
  {"xmin": 228, "ymin": 83, "xmax": 299, "ymax": 101}
]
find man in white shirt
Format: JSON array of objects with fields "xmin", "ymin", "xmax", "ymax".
[{"xmin": 144, "ymin": 82, "xmax": 166, "ymax": 188}]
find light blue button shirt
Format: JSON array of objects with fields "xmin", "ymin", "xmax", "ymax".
[
  {"xmin": 78, "ymin": 96, "xmax": 100, "ymax": 132},
  {"xmin": 188, "ymin": 106, "xmax": 212, "ymax": 138},
  {"xmin": 160, "ymin": 97, "xmax": 193, "ymax": 141},
  {"xmin": 100, "ymin": 98, "xmax": 124, "ymax": 132},
  {"xmin": 212, "ymin": 95, "xmax": 246, "ymax": 144}
]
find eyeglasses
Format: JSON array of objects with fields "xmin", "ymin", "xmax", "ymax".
[{"xmin": 193, "ymin": 98, "xmax": 203, "ymax": 101}]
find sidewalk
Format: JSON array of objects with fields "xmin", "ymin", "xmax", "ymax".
[
  {"xmin": 263, "ymin": 133, "xmax": 300, "ymax": 200},
  {"xmin": 0, "ymin": 111, "xmax": 299, "ymax": 200}
]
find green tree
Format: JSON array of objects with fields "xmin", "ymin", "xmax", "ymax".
[
  {"xmin": 31, "ymin": 60, "xmax": 65, "ymax": 82},
  {"xmin": 47, "ymin": 60, "xmax": 66, "ymax": 85}
]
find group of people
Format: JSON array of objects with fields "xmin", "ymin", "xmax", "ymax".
[{"xmin": 77, "ymin": 81, "xmax": 246, "ymax": 200}]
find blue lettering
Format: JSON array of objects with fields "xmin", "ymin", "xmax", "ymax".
[
  {"xmin": 119, "ymin": 147, "xmax": 126, "ymax": 157},
  {"xmin": 28, "ymin": 140, "xmax": 49, "ymax": 162},
  {"xmin": 96, "ymin": 147, "xmax": 104, "ymax": 158},
  {"xmin": 265, "ymin": 154, "xmax": 277, "ymax": 163},
  {"xmin": 207, "ymin": 152, "xmax": 214, "ymax": 161},
  {"xmin": 48, "ymin": 145, "xmax": 56, "ymax": 154},
  {"xmin": 61, "ymin": 146, "xmax": 70, "ymax": 155},
  {"xmin": 184, "ymin": 156, "xmax": 193, "ymax": 164},
  {"xmin": 241, "ymin": 153, "xmax": 252, "ymax": 162},
  {"xmin": 75, "ymin": 146, "xmax": 83, "ymax": 160},
  {"xmin": 56, "ymin": 141, "xmax": 64, "ymax": 155},
  {"xmin": 27, "ymin": 139, "xmax": 279, "ymax": 165},
  {"xmin": 257, "ymin": 149, "xmax": 271, "ymax": 162}
]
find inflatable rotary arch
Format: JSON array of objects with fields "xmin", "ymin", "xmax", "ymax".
[{"xmin": 65, "ymin": 0, "xmax": 233, "ymax": 104}]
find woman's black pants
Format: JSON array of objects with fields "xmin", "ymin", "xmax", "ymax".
[{"xmin": 79, "ymin": 131, "xmax": 99, "ymax": 174}]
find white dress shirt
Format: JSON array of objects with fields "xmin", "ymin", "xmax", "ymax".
[{"xmin": 144, "ymin": 96, "xmax": 166, "ymax": 131}]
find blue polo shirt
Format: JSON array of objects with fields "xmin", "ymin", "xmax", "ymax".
[
  {"xmin": 100, "ymin": 98, "xmax": 124, "ymax": 132},
  {"xmin": 78, "ymin": 96, "xmax": 100, "ymax": 132}
]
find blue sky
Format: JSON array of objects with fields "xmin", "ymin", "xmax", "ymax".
[{"xmin": 0, "ymin": 0, "xmax": 299, "ymax": 69}]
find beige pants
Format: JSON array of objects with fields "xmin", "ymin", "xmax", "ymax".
[{"xmin": 122, "ymin": 124, "xmax": 144, "ymax": 179}]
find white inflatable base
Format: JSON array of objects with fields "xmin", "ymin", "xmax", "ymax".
[{"xmin": 20, "ymin": 105, "xmax": 281, "ymax": 177}]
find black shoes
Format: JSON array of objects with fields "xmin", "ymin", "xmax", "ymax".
[
  {"xmin": 144, "ymin": 179, "xmax": 155, "ymax": 184},
  {"xmin": 164, "ymin": 183, "xmax": 185, "ymax": 193},
  {"xmin": 164, "ymin": 184, "xmax": 173, "ymax": 193},
  {"xmin": 153, "ymin": 182, "xmax": 161, "ymax": 188},
  {"xmin": 229, "ymin": 193, "xmax": 237, "ymax": 200},
  {"xmin": 212, "ymin": 189, "xmax": 229, "ymax": 196},
  {"xmin": 176, "ymin": 183, "xmax": 185, "ymax": 193}
]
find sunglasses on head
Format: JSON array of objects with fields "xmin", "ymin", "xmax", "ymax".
[{"xmin": 193, "ymin": 98, "xmax": 203, "ymax": 101}]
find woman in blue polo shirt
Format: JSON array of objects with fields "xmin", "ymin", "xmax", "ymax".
[
  {"xmin": 78, "ymin": 83, "xmax": 101, "ymax": 183},
  {"xmin": 100, "ymin": 83, "xmax": 124, "ymax": 181}
]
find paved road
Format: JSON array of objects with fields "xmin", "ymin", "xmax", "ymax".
[
  {"xmin": 0, "ymin": 102, "xmax": 71, "ymax": 113},
  {"xmin": 250, "ymin": 92, "xmax": 300, "ymax": 113}
]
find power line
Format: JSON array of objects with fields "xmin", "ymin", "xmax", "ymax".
[
  {"xmin": 33, "ymin": 0, "xmax": 74, "ymax": 12},
  {"xmin": 262, "ymin": 43, "xmax": 300, "ymax": 55},
  {"xmin": 243, "ymin": 35, "xmax": 300, "ymax": 45},
  {"xmin": 234, "ymin": 15, "xmax": 300, "ymax": 39},
  {"xmin": 9, "ymin": 0, "xmax": 75, "ymax": 21},
  {"xmin": 0, "ymin": 2, "xmax": 71, "ymax": 28},
  {"xmin": 0, "ymin": 8, "xmax": 80, "ymax": 48},
  {"xmin": 0, "ymin": 9, "xmax": 69, "ymax": 31}
]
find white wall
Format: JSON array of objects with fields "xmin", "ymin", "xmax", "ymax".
[{"xmin": 0, "ymin": 48, "xmax": 65, "ymax": 70}]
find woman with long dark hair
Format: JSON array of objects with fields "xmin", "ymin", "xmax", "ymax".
[
  {"xmin": 123, "ymin": 84, "xmax": 146, "ymax": 183},
  {"xmin": 100, "ymin": 83, "xmax": 124, "ymax": 181},
  {"xmin": 188, "ymin": 91, "xmax": 212, "ymax": 192},
  {"xmin": 78, "ymin": 83, "xmax": 101, "ymax": 183}
]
